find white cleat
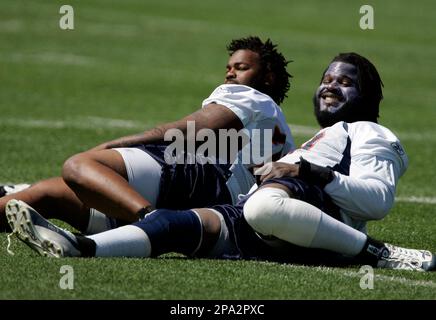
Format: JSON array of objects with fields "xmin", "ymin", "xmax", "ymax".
[
  {"xmin": 5, "ymin": 199, "xmax": 81, "ymax": 258},
  {"xmin": 377, "ymin": 243, "xmax": 435, "ymax": 271},
  {"xmin": 0, "ymin": 184, "xmax": 31, "ymax": 197}
]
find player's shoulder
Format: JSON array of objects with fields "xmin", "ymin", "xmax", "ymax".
[
  {"xmin": 204, "ymin": 84, "xmax": 281, "ymax": 118},
  {"xmin": 347, "ymin": 121, "xmax": 400, "ymax": 141},
  {"xmin": 347, "ymin": 121, "xmax": 408, "ymax": 165},
  {"xmin": 329, "ymin": 120, "xmax": 382, "ymax": 132},
  {"xmin": 211, "ymin": 84, "xmax": 274, "ymax": 102}
]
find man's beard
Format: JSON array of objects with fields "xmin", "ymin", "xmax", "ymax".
[{"xmin": 313, "ymin": 93, "xmax": 367, "ymax": 128}]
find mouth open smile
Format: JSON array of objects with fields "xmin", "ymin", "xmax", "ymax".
[{"xmin": 321, "ymin": 91, "xmax": 344, "ymax": 105}]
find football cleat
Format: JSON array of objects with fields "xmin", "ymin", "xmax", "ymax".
[
  {"xmin": 5, "ymin": 199, "xmax": 81, "ymax": 258},
  {"xmin": 0, "ymin": 184, "xmax": 31, "ymax": 197},
  {"xmin": 377, "ymin": 243, "xmax": 435, "ymax": 272}
]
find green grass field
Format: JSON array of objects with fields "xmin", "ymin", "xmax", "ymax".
[{"xmin": 1, "ymin": 0, "xmax": 435, "ymax": 300}]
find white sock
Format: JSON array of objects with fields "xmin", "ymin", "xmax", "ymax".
[
  {"xmin": 243, "ymin": 187, "xmax": 367, "ymax": 256},
  {"xmin": 86, "ymin": 209, "xmax": 113, "ymax": 235},
  {"xmin": 88, "ymin": 225, "xmax": 151, "ymax": 257},
  {"xmin": 310, "ymin": 211, "xmax": 367, "ymax": 256}
]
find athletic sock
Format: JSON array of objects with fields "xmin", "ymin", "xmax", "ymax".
[
  {"xmin": 86, "ymin": 208, "xmax": 113, "ymax": 234},
  {"xmin": 354, "ymin": 236, "xmax": 388, "ymax": 266},
  {"xmin": 88, "ymin": 225, "xmax": 151, "ymax": 257},
  {"xmin": 309, "ymin": 211, "xmax": 368, "ymax": 256}
]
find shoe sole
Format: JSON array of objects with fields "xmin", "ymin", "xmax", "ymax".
[{"xmin": 5, "ymin": 199, "xmax": 63, "ymax": 258}]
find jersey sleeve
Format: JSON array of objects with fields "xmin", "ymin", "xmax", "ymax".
[
  {"xmin": 202, "ymin": 84, "xmax": 275, "ymax": 126},
  {"xmin": 324, "ymin": 121, "xmax": 408, "ymax": 221},
  {"xmin": 202, "ymin": 84, "xmax": 295, "ymax": 167},
  {"xmin": 324, "ymin": 154, "xmax": 396, "ymax": 220}
]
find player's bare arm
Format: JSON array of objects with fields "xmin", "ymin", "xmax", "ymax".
[{"xmin": 89, "ymin": 103, "xmax": 243, "ymax": 151}]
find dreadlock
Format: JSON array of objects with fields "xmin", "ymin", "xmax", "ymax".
[
  {"xmin": 227, "ymin": 36, "xmax": 292, "ymax": 105},
  {"xmin": 330, "ymin": 52, "xmax": 383, "ymax": 122}
]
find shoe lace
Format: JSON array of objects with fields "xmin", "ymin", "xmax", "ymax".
[
  {"xmin": 6, "ymin": 232, "xmax": 15, "ymax": 256},
  {"xmin": 385, "ymin": 243, "xmax": 425, "ymax": 259},
  {"xmin": 379, "ymin": 244, "xmax": 429, "ymax": 270}
]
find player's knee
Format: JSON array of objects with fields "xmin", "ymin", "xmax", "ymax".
[
  {"xmin": 62, "ymin": 153, "xmax": 89, "ymax": 187},
  {"xmin": 133, "ymin": 209, "xmax": 203, "ymax": 257},
  {"xmin": 243, "ymin": 187, "xmax": 290, "ymax": 236},
  {"xmin": 245, "ymin": 188, "xmax": 323, "ymax": 247}
]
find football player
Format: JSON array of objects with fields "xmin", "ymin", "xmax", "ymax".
[
  {"xmin": 6, "ymin": 52, "xmax": 434, "ymax": 271},
  {"xmin": 0, "ymin": 36, "xmax": 294, "ymax": 233}
]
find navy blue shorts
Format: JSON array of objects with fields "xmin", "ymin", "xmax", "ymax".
[
  {"xmin": 141, "ymin": 144, "xmax": 233, "ymax": 209},
  {"xmin": 211, "ymin": 176, "xmax": 343, "ymax": 262}
]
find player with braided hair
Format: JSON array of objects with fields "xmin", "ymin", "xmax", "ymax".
[
  {"xmin": 7, "ymin": 53, "xmax": 434, "ymax": 271},
  {"xmin": 0, "ymin": 36, "xmax": 294, "ymax": 234}
]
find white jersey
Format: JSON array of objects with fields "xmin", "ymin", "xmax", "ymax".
[
  {"xmin": 203, "ymin": 84, "xmax": 295, "ymax": 203},
  {"xmin": 278, "ymin": 121, "xmax": 408, "ymax": 232}
]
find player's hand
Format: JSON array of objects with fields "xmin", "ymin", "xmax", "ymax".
[{"xmin": 254, "ymin": 162, "xmax": 299, "ymax": 184}]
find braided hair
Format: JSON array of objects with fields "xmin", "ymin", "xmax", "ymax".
[{"xmin": 227, "ymin": 36, "xmax": 292, "ymax": 105}]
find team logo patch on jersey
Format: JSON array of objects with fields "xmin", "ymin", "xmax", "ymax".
[
  {"xmin": 391, "ymin": 142, "xmax": 405, "ymax": 156},
  {"xmin": 301, "ymin": 131, "xmax": 325, "ymax": 150}
]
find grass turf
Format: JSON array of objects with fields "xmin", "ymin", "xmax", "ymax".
[{"xmin": 0, "ymin": 0, "xmax": 435, "ymax": 300}]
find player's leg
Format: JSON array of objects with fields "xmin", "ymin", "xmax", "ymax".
[
  {"xmin": 6, "ymin": 200, "xmax": 224, "ymax": 258},
  {"xmin": 88, "ymin": 208, "xmax": 222, "ymax": 258},
  {"xmin": 2, "ymin": 147, "xmax": 162, "ymax": 234},
  {"xmin": 243, "ymin": 183, "xmax": 435, "ymax": 270},
  {"xmin": 244, "ymin": 184, "xmax": 367, "ymax": 255},
  {"xmin": 62, "ymin": 148, "xmax": 160, "ymax": 223},
  {"xmin": 0, "ymin": 177, "xmax": 90, "ymax": 232}
]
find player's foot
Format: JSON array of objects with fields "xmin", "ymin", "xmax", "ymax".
[
  {"xmin": 376, "ymin": 243, "xmax": 435, "ymax": 271},
  {"xmin": 5, "ymin": 199, "xmax": 81, "ymax": 258},
  {"xmin": 358, "ymin": 237, "xmax": 435, "ymax": 271},
  {"xmin": 0, "ymin": 184, "xmax": 31, "ymax": 197}
]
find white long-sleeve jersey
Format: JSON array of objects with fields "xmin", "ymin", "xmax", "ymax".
[
  {"xmin": 278, "ymin": 121, "xmax": 408, "ymax": 232},
  {"xmin": 203, "ymin": 84, "xmax": 295, "ymax": 203},
  {"xmin": 202, "ymin": 84, "xmax": 295, "ymax": 165}
]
